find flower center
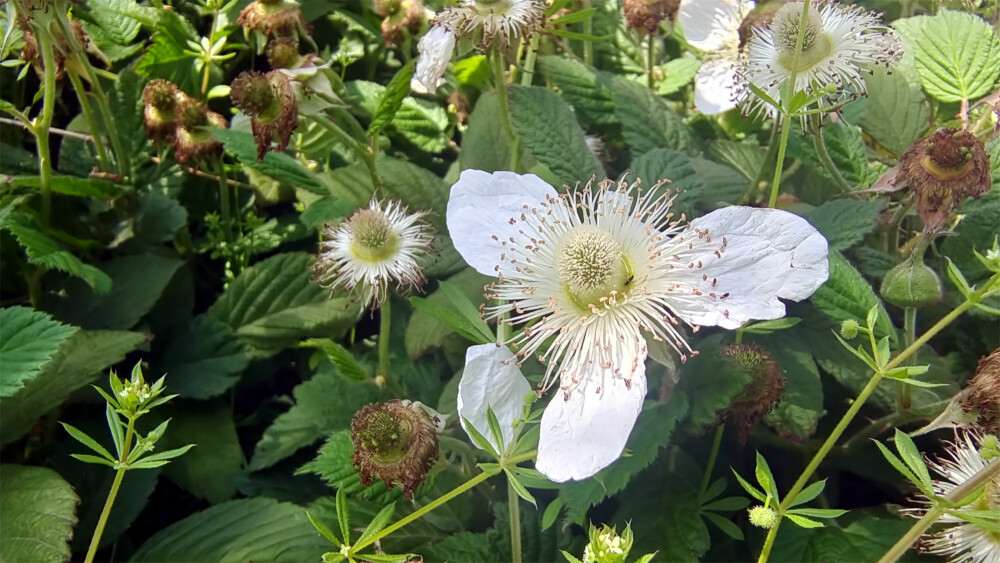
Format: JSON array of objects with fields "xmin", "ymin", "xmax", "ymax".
[
  {"xmin": 773, "ymin": 3, "xmax": 831, "ymax": 72},
  {"xmin": 350, "ymin": 209, "xmax": 400, "ymax": 262},
  {"xmin": 554, "ymin": 225, "xmax": 631, "ymax": 311}
]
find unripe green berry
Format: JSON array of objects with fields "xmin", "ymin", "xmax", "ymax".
[
  {"xmin": 880, "ymin": 257, "xmax": 942, "ymax": 309},
  {"xmin": 840, "ymin": 319, "xmax": 859, "ymax": 339},
  {"xmin": 748, "ymin": 505, "xmax": 779, "ymax": 529}
]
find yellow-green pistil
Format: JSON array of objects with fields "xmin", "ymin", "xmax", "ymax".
[
  {"xmin": 554, "ymin": 225, "xmax": 634, "ymax": 312},
  {"xmin": 349, "ymin": 209, "xmax": 400, "ymax": 262},
  {"xmin": 774, "ymin": 3, "xmax": 831, "ymax": 72}
]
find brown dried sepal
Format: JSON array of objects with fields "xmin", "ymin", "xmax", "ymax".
[
  {"xmin": 722, "ymin": 343, "xmax": 786, "ymax": 443},
  {"xmin": 351, "ymin": 400, "xmax": 439, "ymax": 499},
  {"xmin": 623, "ymin": 0, "xmax": 680, "ymax": 34},
  {"xmin": 173, "ymin": 99, "xmax": 227, "ymax": 164},
  {"xmin": 898, "ymin": 127, "xmax": 992, "ymax": 232},
  {"xmin": 142, "ymin": 79, "xmax": 185, "ymax": 144},
  {"xmin": 19, "ymin": 18, "xmax": 90, "ymax": 81},
  {"xmin": 380, "ymin": 0, "xmax": 424, "ymax": 47},
  {"xmin": 962, "ymin": 349, "xmax": 1000, "ymax": 436},
  {"xmin": 230, "ymin": 71, "xmax": 298, "ymax": 161},
  {"xmin": 237, "ymin": 0, "xmax": 312, "ymax": 38}
]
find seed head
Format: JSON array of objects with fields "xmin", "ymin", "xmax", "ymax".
[
  {"xmin": 379, "ymin": 0, "xmax": 425, "ymax": 47},
  {"xmin": 962, "ymin": 349, "xmax": 1000, "ymax": 436},
  {"xmin": 266, "ymin": 38, "xmax": 301, "ymax": 69},
  {"xmin": 173, "ymin": 100, "xmax": 227, "ymax": 164},
  {"xmin": 623, "ymin": 0, "xmax": 681, "ymax": 35},
  {"xmin": 237, "ymin": 0, "xmax": 312, "ymax": 38},
  {"xmin": 231, "ymin": 71, "xmax": 298, "ymax": 161},
  {"xmin": 748, "ymin": 505, "xmax": 779, "ymax": 528},
  {"xmin": 351, "ymin": 400, "xmax": 440, "ymax": 498},
  {"xmin": 142, "ymin": 79, "xmax": 184, "ymax": 144},
  {"xmin": 722, "ymin": 343, "xmax": 785, "ymax": 443}
]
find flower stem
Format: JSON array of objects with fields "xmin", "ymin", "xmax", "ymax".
[
  {"xmin": 897, "ymin": 307, "xmax": 917, "ymax": 411},
  {"xmin": 378, "ymin": 298, "xmax": 392, "ymax": 382},
  {"xmin": 85, "ymin": 417, "xmax": 135, "ymax": 563},
  {"xmin": 491, "ymin": 50, "xmax": 522, "ymax": 173},
  {"xmin": 520, "ymin": 34, "xmax": 540, "ymax": 87},
  {"xmin": 646, "ymin": 34, "xmax": 656, "ymax": 89},
  {"xmin": 67, "ymin": 72, "xmax": 112, "ymax": 171},
  {"xmin": 352, "ymin": 470, "xmax": 492, "ymax": 552},
  {"xmin": 742, "ymin": 122, "xmax": 780, "ymax": 205},
  {"xmin": 877, "ymin": 457, "xmax": 1000, "ymax": 563},
  {"xmin": 699, "ymin": 425, "xmax": 725, "ymax": 498},
  {"xmin": 217, "ymin": 162, "xmax": 233, "ymax": 244},
  {"xmin": 809, "ymin": 117, "xmax": 853, "ymax": 193},
  {"xmin": 582, "ymin": 0, "xmax": 594, "ymax": 65},
  {"xmin": 34, "ymin": 28, "xmax": 58, "ymax": 227},
  {"xmin": 508, "ymin": 476, "xmax": 523, "ymax": 563},
  {"xmin": 766, "ymin": 117, "xmax": 792, "ymax": 208}
]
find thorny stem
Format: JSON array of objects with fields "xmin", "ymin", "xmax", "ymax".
[
  {"xmin": 492, "ymin": 50, "xmax": 523, "ymax": 173},
  {"xmin": 809, "ymin": 116, "xmax": 853, "ymax": 193},
  {"xmin": 85, "ymin": 417, "xmax": 135, "ymax": 563},
  {"xmin": 767, "ymin": 0, "xmax": 812, "ymax": 208},
  {"xmin": 877, "ymin": 457, "xmax": 1000, "ymax": 563},
  {"xmin": 508, "ymin": 476, "xmax": 523, "ymax": 563},
  {"xmin": 67, "ymin": 72, "xmax": 111, "ymax": 170},
  {"xmin": 757, "ymin": 275, "xmax": 998, "ymax": 563},
  {"xmin": 699, "ymin": 425, "xmax": 725, "ymax": 498}
]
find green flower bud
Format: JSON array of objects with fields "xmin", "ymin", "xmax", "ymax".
[
  {"xmin": 879, "ymin": 256, "xmax": 942, "ymax": 309},
  {"xmin": 582, "ymin": 524, "xmax": 633, "ymax": 563},
  {"xmin": 840, "ymin": 319, "xmax": 860, "ymax": 339},
  {"xmin": 748, "ymin": 505, "xmax": 779, "ymax": 529}
]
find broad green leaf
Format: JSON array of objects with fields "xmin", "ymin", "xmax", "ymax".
[
  {"xmin": 157, "ymin": 314, "xmax": 250, "ymax": 399},
  {"xmin": 0, "ymin": 330, "xmax": 144, "ymax": 445},
  {"xmin": 804, "ymin": 199, "xmax": 883, "ymax": 251},
  {"xmin": 131, "ymin": 498, "xmax": 332, "ymax": 562},
  {"xmin": 300, "ymin": 197, "xmax": 354, "ymax": 229},
  {"xmin": 209, "ymin": 252, "xmax": 361, "ymax": 354},
  {"xmin": 297, "ymin": 431, "xmax": 404, "ymax": 505},
  {"xmin": 631, "ymin": 148, "xmax": 745, "ymax": 219},
  {"xmin": 859, "ymin": 66, "xmax": 931, "ymax": 156},
  {"xmin": 769, "ymin": 513, "xmax": 912, "ymax": 562},
  {"xmin": 810, "ymin": 251, "xmax": 895, "ymax": 343},
  {"xmin": 0, "ymin": 307, "xmax": 77, "ymax": 397},
  {"xmin": 250, "ymin": 367, "xmax": 383, "ymax": 470},
  {"xmin": 657, "ymin": 57, "xmax": 701, "ymax": 95},
  {"xmin": 0, "ymin": 465, "xmax": 79, "ymax": 563},
  {"xmin": 0, "ymin": 212, "xmax": 112, "ymax": 293},
  {"xmin": 676, "ymin": 336, "xmax": 750, "ymax": 429},
  {"xmin": 213, "ymin": 129, "xmax": 328, "ymax": 195},
  {"xmin": 112, "ymin": 68, "xmax": 147, "ymax": 170},
  {"xmin": 424, "ymin": 532, "xmax": 495, "ymax": 562},
  {"xmin": 345, "ymin": 80, "xmax": 450, "ymax": 153},
  {"xmin": 708, "ymin": 140, "xmax": 767, "ymax": 181},
  {"xmin": 940, "ymin": 190, "xmax": 1000, "ymax": 283},
  {"xmin": 368, "ymin": 60, "xmax": 415, "ymax": 137},
  {"xmin": 803, "ymin": 121, "xmax": 871, "ymax": 188},
  {"xmin": 611, "ymin": 77, "xmax": 691, "ymax": 157},
  {"xmin": 307, "ymin": 339, "xmax": 368, "ymax": 381},
  {"xmin": 893, "ymin": 10, "xmax": 1000, "ymax": 103},
  {"xmin": 405, "ymin": 268, "xmax": 493, "ymax": 360},
  {"xmin": 535, "ymin": 55, "xmax": 617, "ymax": 125},
  {"xmin": 135, "ymin": 10, "xmax": 200, "ymax": 92},
  {"xmin": 126, "ymin": 191, "xmax": 188, "ymax": 248},
  {"xmin": 7, "ymin": 175, "xmax": 125, "ymax": 198},
  {"xmin": 459, "ymin": 92, "xmax": 511, "ymax": 172},
  {"xmin": 508, "ymin": 85, "xmax": 603, "ymax": 187}
]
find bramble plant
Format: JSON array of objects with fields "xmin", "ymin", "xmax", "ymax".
[{"xmin": 0, "ymin": 0, "xmax": 998, "ymax": 562}]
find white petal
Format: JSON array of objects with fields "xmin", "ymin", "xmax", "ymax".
[
  {"xmin": 457, "ymin": 344, "xmax": 532, "ymax": 452},
  {"xmin": 411, "ymin": 26, "xmax": 456, "ymax": 94},
  {"xmin": 535, "ymin": 361, "xmax": 648, "ymax": 483},
  {"xmin": 694, "ymin": 58, "xmax": 739, "ymax": 115},
  {"xmin": 446, "ymin": 170, "xmax": 558, "ymax": 277},
  {"xmin": 668, "ymin": 206, "xmax": 829, "ymax": 329},
  {"xmin": 679, "ymin": 0, "xmax": 752, "ymax": 52}
]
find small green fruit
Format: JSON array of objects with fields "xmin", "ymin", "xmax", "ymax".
[{"xmin": 880, "ymin": 257, "xmax": 942, "ymax": 308}]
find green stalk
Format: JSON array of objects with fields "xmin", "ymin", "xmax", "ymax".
[
  {"xmin": 85, "ymin": 417, "xmax": 135, "ymax": 563},
  {"xmin": 646, "ymin": 34, "xmax": 655, "ymax": 89},
  {"xmin": 699, "ymin": 425, "xmax": 725, "ymax": 498},
  {"xmin": 217, "ymin": 161, "xmax": 233, "ymax": 244},
  {"xmin": 766, "ymin": 118, "xmax": 792, "ymax": 208},
  {"xmin": 520, "ymin": 34, "xmax": 540, "ymax": 87},
  {"xmin": 491, "ymin": 50, "xmax": 522, "ymax": 173},
  {"xmin": 34, "ymin": 28, "xmax": 58, "ymax": 226},
  {"xmin": 877, "ymin": 458, "xmax": 1000, "ymax": 563},
  {"xmin": 898, "ymin": 307, "xmax": 917, "ymax": 411},
  {"xmin": 582, "ymin": 0, "xmax": 594, "ymax": 65},
  {"xmin": 67, "ymin": 72, "xmax": 111, "ymax": 171},
  {"xmin": 742, "ymin": 122, "xmax": 780, "ymax": 205},
  {"xmin": 379, "ymin": 298, "xmax": 392, "ymax": 382},
  {"xmin": 508, "ymin": 477, "xmax": 523, "ymax": 563},
  {"xmin": 311, "ymin": 116, "xmax": 379, "ymax": 187},
  {"xmin": 809, "ymin": 117, "xmax": 853, "ymax": 193}
]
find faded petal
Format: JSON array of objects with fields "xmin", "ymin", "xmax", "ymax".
[
  {"xmin": 666, "ymin": 206, "xmax": 829, "ymax": 329},
  {"xmin": 679, "ymin": 0, "xmax": 751, "ymax": 52},
  {"xmin": 457, "ymin": 343, "xmax": 532, "ymax": 452},
  {"xmin": 694, "ymin": 57, "xmax": 739, "ymax": 114},
  {"xmin": 411, "ymin": 26, "xmax": 456, "ymax": 94},
  {"xmin": 446, "ymin": 169, "xmax": 558, "ymax": 277},
  {"xmin": 536, "ymin": 360, "xmax": 648, "ymax": 482}
]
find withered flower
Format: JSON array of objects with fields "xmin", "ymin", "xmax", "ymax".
[
  {"xmin": 237, "ymin": 0, "xmax": 312, "ymax": 38},
  {"xmin": 376, "ymin": 0, "xmax": 425, "ymax": 47},
  {"xmin": 351, "ymin": 400, "xmax": 440, "ymax": 498},
  {"xmin": 265, "ymin": 38, "xmax": 301, "ymax": 69},
  {"xmin": 230, "ymin": 71, "xmax": 298, "ymax": 161},
  {"xmin": 142, "ymin": 79, "xmax": 184, "ymax": 144},
  {"xmin": 19, "ymin": 17, "xmax": 91, "ymax": 81},
  {"xmin": 962, "ymin": 348, "xmax": 1000, "ymax": 436},
  {"xmin": 898, "ymin": 127, "xmax": 992, "ymax": 232},
  {"xmin": 173, "ymin": 99, "xmax": 227, "ymax": 164},
  {"xmin": 722, "ymin": 343, "xmax": 786, "ymax": 443},
  {"xmin": 623, "ymin": 0, "xmax": 680, "ymax": 34}
]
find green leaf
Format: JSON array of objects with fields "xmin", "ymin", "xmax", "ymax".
[
  {"xmin": 676, "ymin": 336, "xmax": 750, "ymax": 429},
  {"xmin": 111, "ymin": 68, "xmax": 147, "ymax": 170},
  {"xmin": 505, "ymin": 469, "xmax": 538, "ymax": 507},
  {"xmin": 425, "ymin": 532, "xmax": 496, "ymax": 562},
  {"xmin": 732, "ymin": 469, "xmax": 766, "ymax": 502},
  {"xmin": 656, "ymin": 57, "xmax": 701, "ymax": 95},
  {"xmin": 535, "ymin": 55, "xmax": 617, "ymax": 125},
  {"xmin": 893, "ymin": 10, "xmax": 1000, "ymax": 103},
  {"xmin": 740, "ymin": 317, "xmax": 801, "ymax": 335},
  {"xmin": 785, "ymin": 513, "xmax": 825, "ymax": 528},
  {"xmin": 611, "ymin": 77, "xmax": 691, "ymax": 157},
  {"xmin": 45, "ymin": 253, "xmax": 183, "ymax": 330},
  {"xmin": 701, "ymin": 496, "xmax": 750, "ymax": 511},
  {"xmin": 789, "ymin": 479, "xmax": 828, "ymax": 508},
  {"xmin": 508, "ymin": 85, "xmax": 603, "ymax": 187},
  {"xmin": 701, "ymin": 511, "xmax": 744, "ymax": 541},
  {"xmin": 213, "ymin": 129, "xmax": 328, "ymax": 195},
  {"xmin": 810, "ymin": 251, "xmax": 894, "ymax": 342},
  {"xmin": 298, "ymin": 431, "xmax": 404, "ymax": 504},
  {"xmin": 460, "ymin": 92, "xmax": 511, "ymax": 172},
  {"xmin": 0, "ymin": 307, "xmax": 77, "ymax": 398},
  {"xmin": 250, "ymin": 367, "xmax": 383, "ymax": 470},
  {"xmin": 405, "ymin": 268, "xmax": 493, "ymax": 360},
  {"xmin": 0, "ymin": 212, "xmax": 112, "ymax": 293},
  {"xmin": 336, "ymin": 488, "xmax": 350, "ymax": 545},
  {"xmin": 541, "ymin": 497, "xmax": 563, "ymax": 532},
  {"xmin": 631, "ymin": 150, "xmax": 746, "ymax": 218},
  {"xmin": 859, "ymin": 66, "xmax": 931, "ymax": 156},
  {"xmin": 356, "ymin": 502, "xmax": 396, "ymax": 546},
  {"xmin": 708, "ymin": 140, "xmax": 766, "ymax": 182},
  {"xmin": 755, "ymin": 452, "xmax": 779, "ymax": 501},
  {"xmin": 409, "ymin": 296, "xmax": 494, "ymax": 347},
  {"xmin": 345, "ymin": 81, "xmax": 449, "ymax": 153},
  {"xmin": 803, "ymin": 199, "xmax": 883, "ymax": 251},
  {"xmin": 787, "ymin": 508, "xmax": 848, "ymax": 519},
  {"xmin": 307, "ymin": 511, "xmax": 341, "ymax": 546},
  {"xmin": 131, "ymin": 498, "xmax": 332, "ymax": 562},
  {"xmin": 61, "ymin": 422, "xmax": 115, "ymax": 462},
  {"xmin": 135, "ymin": 10, "xmax": 199, "ymax": 91},
  {"xmin": 209, "ymin": 253, "xmax": 361, "ymax": 354},
  {"xmin": 300, "ymin": 197, "xmax": 355, "ymax": 229},
  {"xmin": 769, "ymin": 512, "xmax": 912, "ymax": 562},
  {"xmin": 306, "ymin": 339, "xmax": 368, "ymax": 381},
  {"xmin": 7, "ymin": 175, "xmax": 125, "ymax": 199},
  {"xmin": 893, "ymin": 428, "xmax": 933, "ymax": 491},
  {"xmin": 874, "ymin": 440, "xmax": 925, "ymax": 492},
  {"xmin": 157, "ymin": 314, "xmax": 250, "ymax": 399},
  {"xmin": 0, "ymin": 330, "xmax": 144, "ymax": 445},
  {"xmin": 0, "ymin": 465, "xmax": 79, "ymax": 563},
  {"xmin": 941, "ymin": 191, "xmax": 1000, "ymax": 283},
  {"xmin": 463, "ymin": 415, "xmax": 500, "ymax": 457},
  {"xmin": 368, "ymin": 60, "xmax": 415, "ymax": 137}
]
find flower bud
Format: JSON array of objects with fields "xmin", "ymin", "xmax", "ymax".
[
  {"xmin": 142, "ymin": 79, "xmax": 183, "ymax": 144},
  {"xmin": 173, "ymin": 99, "xmax": 227, "ymax": 164},
  {"xmin": 898, "ymin": 128, "xmax": 991, "ymax": 232},
  {"xmin": 582, "ymin": 524, "xmax": 634, "ymax": 563},
  {"xmin": 962, "ymin": 348, "xmax": 1000, "ymax": 436},
  {"xmin": 840, "ymin": 319, "xmax": 859, "ymax": 340},
  {"xmin": 231, "ymin": 71, "xmax": 298, "ymax": 161},
  {"xmin": 748, "ymin": 505, "xmax": 779, "ymax": 528},
  {"xmin": 623, "ymin": 0, "xmax": 680, "ymax": 34},
  {"xmin": 879, "ymin": 255, "xmax": 942, "ymax": 309},
  {"xmin": 265, "ymin": 38, "xmax": 301, "ymax": 69},
  {"xmin": 351, "ymin": 400, "xmax": 440, "ymax": 498},
  {"xmin": 379, "ymin": 0, "xmax": 424, "ymax": 47},
  {"xmin": 237, "ymin": 0, "xmax": 311, "ymax": 39},
  {"xmin": 722, "ymin": 344, "xmax": 785, "ymax": 443}
]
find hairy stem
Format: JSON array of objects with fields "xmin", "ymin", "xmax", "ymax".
[
  {"xmin": 492, "ymin": 50, "xmax": 523, "ymax": 173},
  {"xmin": 508, "ymin": 477, "xmax": 523, "ymax": 563}
]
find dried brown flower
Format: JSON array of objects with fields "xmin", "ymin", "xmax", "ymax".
[
  {"xmin": 351, "ymin": 400, "xmax": 439, "ymax": 498},
  {"xmin": 230, "ymin": 71, "xmax": 298, "ymax": 161},
  {"xmin": 623, "ymin": 0, "xmax": 680, "ymax": 34},
  {"xmin": 962, "ymin": 349, "xmax": 1000, "ymax": 436},
  {"xmin": 722, "ymin": 343, "xmax": 786, "ymax": 443}
]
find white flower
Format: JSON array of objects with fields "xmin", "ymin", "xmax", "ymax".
[
  {"xmin": 678, "ymin": 0, "xmax": 755, "ymax": 114},
  {"xmin": 457, "ymin": 343, "xmax": 532, "ymax": 453},
  {"xmin": 904, "ymin": 431, "xmax": 1000, "ymax": 563},
  {"xmin": 313, "ymin": 198, "xmax": 433, "ymax": 308},
  {"xmin": 446, "ymin": 170, "xmax": 829, "ymax": 481},
  {"xmin": 411, "ymin": 0, "xmax": 544, "ymax": 93},
  {"xmin": 737, "ymin": 1, "xmax": 902, "ymax": 116}
]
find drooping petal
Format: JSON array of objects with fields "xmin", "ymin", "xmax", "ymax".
[
  {"xmin": 446, "ymin": 169, "xmax": 558, "ymax": 277},
  {"xmin": 693, "ymin": 57, "xmax": 739, "ymax": 114},
  {"xmin": 536, "ymin": 360, "xmax": 648, "ymax": 482},
  {"xmin": 411, "ymin": 26, "xmax": 456, "ymax": 94},
  {"xmin": 679, "ymin": 0, "xmax": 752, "ymax": 52},
  {"xmin": 664, "ymin": 206, "xmax": 829, "ymax": 329},
  {"xmin": 457, "ymin": 344, "xmax": 532, "ymax": 453}
]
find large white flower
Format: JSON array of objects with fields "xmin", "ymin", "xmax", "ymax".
[
  {"xmin": 447, "ymin": 170, "xmax": 829, "ymax": 481},
  {"xmin": 411, "ymin": 0, "xmax": 544, "ymax": 93},
  {"xmin": 903, "ymin": 431, "xmax": 1000, "ymax": 563},
  {"xmin": 312, "ymin": 198, "xmax": 434, "ymax": 308},
  {"xmin": 737, "ymin": 1, "xmax": 902, "ymax": 116},
  {"xmin": 678, "ymin": 0, "xmax": 755, "ymax": 115}
]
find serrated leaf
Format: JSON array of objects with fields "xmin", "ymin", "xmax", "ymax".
[
  {"xmin": 300, "ymin": 197, "xmax": 355, "ymax": 229},
  {"xmin": 0, "ymin": 307, "xmax": 77, "ymax": 397},
  {"xmin": 7, "ymin": 175, "xmax": 125, "ymax": 198},
  {"xmin": 893, "ymin": 10, "xmax": 1000, "ymax": 103},
  {"xmin": 804, "ymin": 199, "xmax": 883, "ymax": 251},
  {"xmin": 460, "ymin": 92, "xmax": 511, "ymax": 172},
  {"xmin": 368, "ymin": 60, "xmax": 415, "ymax": 137},
  {"xmin": 0, "ymin": 212, "xmax": 112, "ymax": 293},
  {"xmin": 859, "ymin": 66, "xmax": 931, "ymax": 156},
  {"xmin": 708, "ymin": 140, "xmax": 766, "ymax": 182},
  {"xmin": 508, "ymin": 85, "xmax": 603, "ymax": 187},
  {"xmin": 770, "ymin": 513, "xmax": 912, "ymax": 562},
  {"xmin": 307, "ymin": 339, "xmax": 368, "ymax": 381},
  {"xmin": 657, "ymin": 57, "xmax": 701, "ymax": 95},
  {"xmin": 676, "ymin": 336, "xmax": 750, "ymax": 429},
  {"xmin": 611, "ymin": 77, "xmax": 691, "ymax": 157},
  {"xmin": 0, "ymin": 465, "xmax": 79, "ymax": 563},
  {"xmin": 157, "ymin": 314, "xmax": 250, "ymax": 399},
  {"xmin": 345, "ymin": 80, "xmax": 449, "ymax": 153},
  {"xmin": 810, "ymin": 251, "xmax": 895, "ymax": 343},
  {"xmin": 298, "ymin": 431, "xmax": 404, "ymax": 504},
  {"xmin": 213, "ymin": 129, "xmax": 328, "ymax": 195},
  {"xmin": 535, "ymin": 55, "xmax": 616, "ymax": 125}
]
